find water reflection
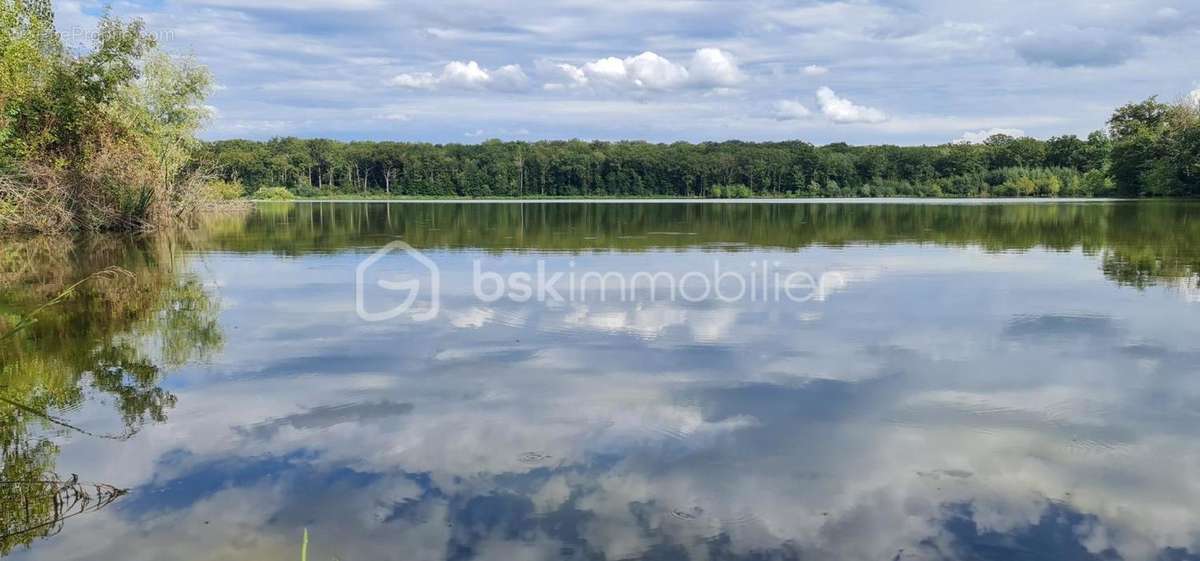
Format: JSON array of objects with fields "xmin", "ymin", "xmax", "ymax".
[
  {"xmin": 0, "ymin": 235, "xmax": 222, "ymax": 554},
  {"xmin": 2, "ymin": 202, "xmax": 1199, "ymax": 561}
]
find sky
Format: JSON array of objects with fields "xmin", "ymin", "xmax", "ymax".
[{"xmin": 53, "ymin": 0, "xmax": 1200, "ymax": 145}]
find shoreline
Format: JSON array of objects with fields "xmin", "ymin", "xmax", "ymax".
[{"xmin": 251, "ymin": 197, "xmax": 1139, "ymax": 205}]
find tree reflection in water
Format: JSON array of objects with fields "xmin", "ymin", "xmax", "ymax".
[
  {"xmin": 0, "ymin": 234, "xmax": 223, "ymax": 555},
  {"xmin": 1, "ymin": 201, "xmax": 1199, "ymax": 560}
]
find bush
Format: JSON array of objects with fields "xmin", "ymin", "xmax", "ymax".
[
  {"xmin": 293, "ymin": 185, "xmax": 320, "ymax": 198},
  {"xmin": 1, "ymin": 5, "xmax": 214, "ymax": 232},
  {"xmin": 1036, "ymin": 175, "xmax": 1062, "ymax": 197},
  {"xmin": 251, "ymin": 187, "xmax": 295, "ymax": 200},
  {"xmin": 710, "ymin": 184, "xmax": 752, "ymax": 198},
  {"xmin": 1082, "ymin": 169, "xmax": 1115, "ymax": 196},
  {"xmin": 204, "ymin": 180, "xmax": 244, "ymax": 201}
]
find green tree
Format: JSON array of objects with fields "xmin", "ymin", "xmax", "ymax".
[{"xmin": 1, "ymin": 5, "xmax": 215, "ymax": 232}]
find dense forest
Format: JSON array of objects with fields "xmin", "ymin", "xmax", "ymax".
[{"xmin": 206, "ymin": 97, "xmax": 1200, "ymax": 199}]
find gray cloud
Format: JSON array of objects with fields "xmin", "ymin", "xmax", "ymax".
[
  {"xmin": 238, "ymin": 400, "xmax": 415, "ymax": 438},
  {"xmin": 1013, "ymin": 28, "xmax": 1141, "ymax": 68}
]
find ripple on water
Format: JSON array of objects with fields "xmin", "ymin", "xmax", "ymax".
[
  {"xmin": 517, "ymin": 451, "xmax": 553, "ymax": 465},
  {"xmin": 663, "ymin": 498, "xmax": 766, "ymax": 544},
  {"xmin": 670, "ymin": 506, "xmax": 703, "ymax": 521}
]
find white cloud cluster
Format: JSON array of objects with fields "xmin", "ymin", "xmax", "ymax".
[
  {"xmin": 772, "ymin": 88, "xmax": 889, "ymax": 124},
  {"xmin": 390, "ymin": 61, "xmax": 530, "ymax": 92},
  {"xmin": 815, "ymin": 86, "xmax": 888, "ymax": 124},
  {"xmin": 688, "ymin": 48, "xmax": 744, "ymax": 87},
  {"xmin": 544, "ymin": 48, "xmax": 743, "ymax": 91},
  {"xmin": 957, "ymin": 128, "xmax": 1026, "ymax": 143},
  {"xmin": 1189, "ymin": 88, "xmax": 1200, "ymax": 108}
]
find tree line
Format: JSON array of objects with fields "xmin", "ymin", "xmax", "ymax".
[{"xmin": 204, "ymin": 97, "xmax": 1199, "ymax": 199}]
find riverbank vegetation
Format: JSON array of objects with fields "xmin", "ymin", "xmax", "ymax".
[
  {"xmin": 206, "ymin": 96, "xmax": 1197, "ymax": 200},
  {"xmin": 0, "ymin": 0, "xmax": 213, "ymax": 233}
]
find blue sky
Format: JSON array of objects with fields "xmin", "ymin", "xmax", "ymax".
[{"xmin": 55, "ymin": 0, "xmax": 1200, "ymax": 145}]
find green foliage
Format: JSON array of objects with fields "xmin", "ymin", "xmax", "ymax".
[
  {"xmin": 1105, "ymin": 97, "xmax": 1200, "ymax": 197},
  {"xmin": 0, "ymin": 0, "xmax": 60, "ymax": 167},
  {"xmin": 204, "ymin": 179, "xmax": 244, "ymax": 200},
  {"xmin": 252, "ymin": 186, "xmax": 296, "ymax": 200},
  {"xmin": 0, "ymin": 3, "xmax": 214, "ymax": 232},
  {"xmin": 197, "ymin": 95, "xmax": 1197, "ymax": 200},
  {"xmin": 1082, "ymin": 169, "xmax": 1115, "ymax": 195},
  {"xmin": 199, "ymin": 123, "xmax": 1171, "ymax": 200},
  {"xmin": 710, "ymin": 184, "xmax": 752, "ymax": 198}
]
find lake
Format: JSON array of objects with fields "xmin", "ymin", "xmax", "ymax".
[{"xmin": 2, "ymin": 201, "xmax": 1199, "ymax": 561}]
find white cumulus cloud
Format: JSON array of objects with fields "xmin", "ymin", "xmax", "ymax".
[
  {"xmin": 815, "ymin": 86, "xmax": 888, "ymax": 124},
  {"xmin": 544, "ymin": 48, "xmax": 743, "ymax": 92},
  {"xmin": 391, "ymin": 61, "xmax": 530, "ymax": 92},
  {"xmin": 802, "ymin": 64, "xmax": 829, "ymax": 76},
  {"xmin": 540, "ymin": 63, "xmax": 589, "ymax": 90},
  {"xmin": 688, "ymin": 48, "xmax": 744, "ymax": 87},
  {"xmin": 773, "ymin": 99, "xmax": 812, "ymax": 120},
  {"xmin": 957, "ymin": 128, "xmax": 1026, "ymax": 143},
  {"xmin": 1189, "ymin": 88, "xmax": 1200, "ymax": 108},
  {"xmin": 621, "ymin": 52, "xmax": 691, "ymax": 90}
]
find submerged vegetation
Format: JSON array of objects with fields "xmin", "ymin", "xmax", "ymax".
[
  {"xmin": 0, "ymin": 0, "xmax": 213, "ymax": 233},
  {"xmin": 205, "ymin": 97, "xmax": 1198, "ymax": 200}
]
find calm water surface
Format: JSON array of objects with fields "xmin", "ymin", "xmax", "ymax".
[{"xmin": 2, "ymin": 201, "xmax": 1199, "ymax": 561}]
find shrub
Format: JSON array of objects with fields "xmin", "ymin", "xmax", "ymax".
[
  {"xmin": 1082, "ymin": 169, "xmax": 1115, "ymax": 196},
  {"xmin": 293, "ymin": 185, "xmax": 320, "ymax": 198},
  {"xmin": 710, "ymin": 184, "xmax": 752, "ymax": 198},
  {"xmin": 204, "ymin": 180, "xmax": 244, "ymax": 201},
  {"xmin": 1, "ymin": 6, "xmax": 214, "ymax": 232},
  {"xmin": 251, "ymin": 187, "xmax": 295, "ymax": 200},
  {"xmin": 1036, "ymin": 175, "xmax": 1063, "ymax": 197}
]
